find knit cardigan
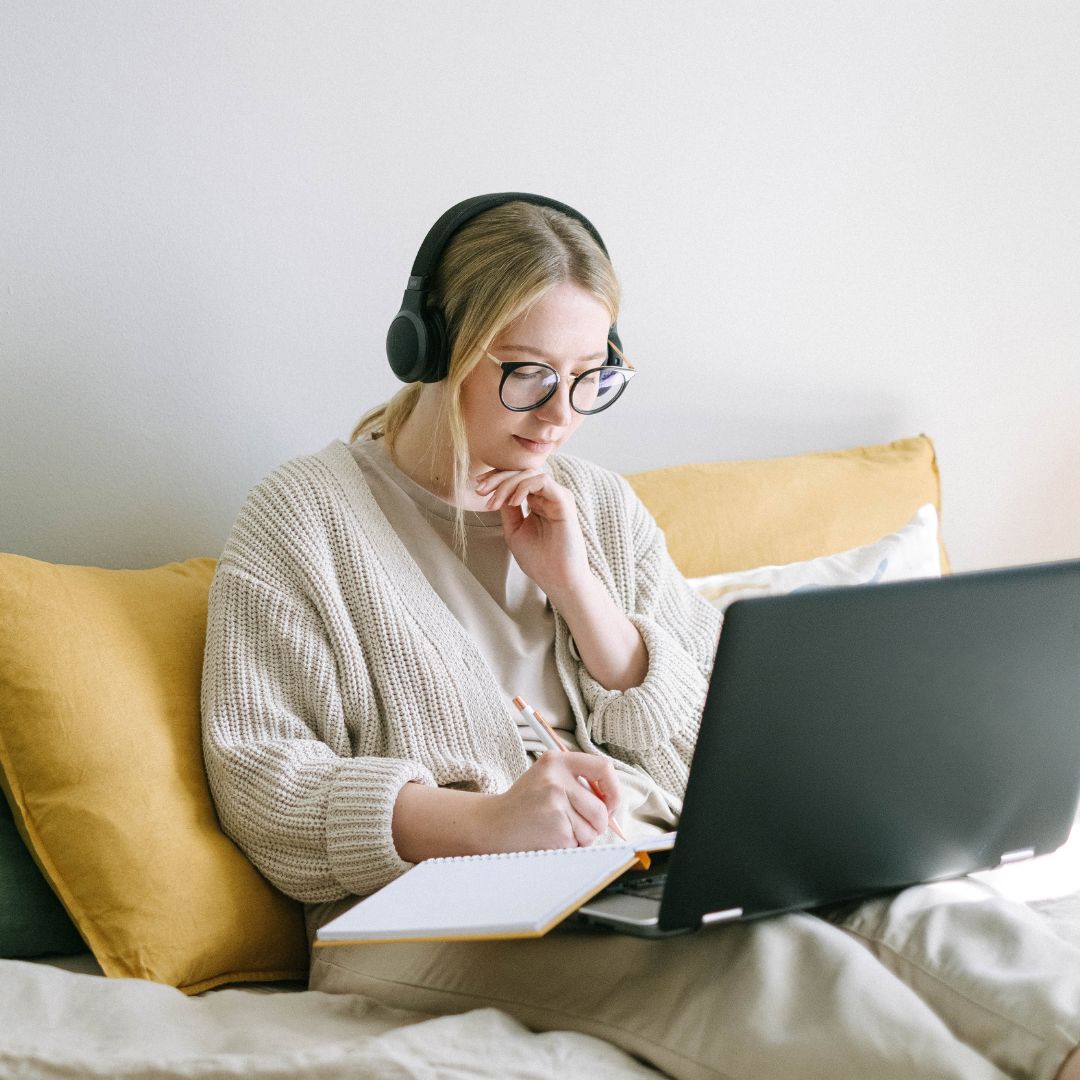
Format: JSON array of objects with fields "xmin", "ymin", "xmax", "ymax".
[{"xmin": 200, "ymin": 440, "xmax": 723, "ymax": 903}]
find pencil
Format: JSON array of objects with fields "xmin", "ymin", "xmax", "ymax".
[{"xmin": 512, "ymin": 696, "xmax": 627, "ymax": 841}]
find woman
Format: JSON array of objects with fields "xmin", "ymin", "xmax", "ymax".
[{"xmin": 202, "ymin": 193, "xmax": 1080, "ymax": 1079}]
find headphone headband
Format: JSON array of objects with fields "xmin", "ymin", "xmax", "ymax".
[
  {"xmin": 407, "ymin": 192, "xmax": 613, "ymax": 288},
  {"xmin": 386, "ymin": 192, "xmax": 623, "ymax": 384}
]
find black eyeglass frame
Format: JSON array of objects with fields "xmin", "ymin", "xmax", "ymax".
[{"xmin": 484, "ymin": 350, "xmax": 638, "ymax": 415}]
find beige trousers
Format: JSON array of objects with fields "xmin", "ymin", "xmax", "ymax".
[{"xmin": 309, "ymin": 879, "xmax": 1080, "ymax": 1080}]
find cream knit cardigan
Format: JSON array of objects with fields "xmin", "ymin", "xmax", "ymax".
[{"xmin": 201, "ymin": 440, "xmax": 723, "ymax": 903}]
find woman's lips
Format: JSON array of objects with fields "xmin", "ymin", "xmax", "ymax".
[{"xmin": 513, "ymin": 435, "xmax": 556, "ymax": 454}]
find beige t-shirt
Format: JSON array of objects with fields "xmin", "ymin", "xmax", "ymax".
[{"xmin": 348, "ymin": 437, "xmax": 678, "ymax": 841}]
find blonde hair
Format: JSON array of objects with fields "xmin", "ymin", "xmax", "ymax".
[{"xmin": 352, "ymin": 200, "xmax": 621, "ymax": 545}]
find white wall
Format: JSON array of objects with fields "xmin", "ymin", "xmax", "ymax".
[{"xmin": 2, "ymin": 1, "xmax": 1078, "ymax": 572}]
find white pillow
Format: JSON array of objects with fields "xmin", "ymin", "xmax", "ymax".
[{"xmin": 688, "ymin": 504, "xmax": 942, "ymax": 613}]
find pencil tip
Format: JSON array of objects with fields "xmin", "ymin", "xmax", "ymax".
[{"xmin": 512, "ymin": 696, "xmax": 525, "ymax": 710}]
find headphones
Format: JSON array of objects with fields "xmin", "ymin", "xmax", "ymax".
[{"xmin": 386, "ymin": 192, "xmax": 625, "ymax": 384}]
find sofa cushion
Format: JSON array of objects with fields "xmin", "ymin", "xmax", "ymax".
[
  {"xmin": 0, "ymin": 554, "xmax": 308, "ymax": 994},
  {"xmin": 0, "ymin": 792, "xmax": 85, "ymax": 958},
  {"xmin": 626, "ymin": 434, "xmax": 948, "ymax": 578}
]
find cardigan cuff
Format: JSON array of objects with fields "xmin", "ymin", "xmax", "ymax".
[
  {"xmin": 582, "ymin": 613, "xmax": 710, "ymax": 754},
  {"xmin": 325, "ymin": 756, "xmax": 436, "ymax": 898}
]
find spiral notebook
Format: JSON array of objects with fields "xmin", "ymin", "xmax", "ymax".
[{"xmin": 314, "ymin": 840, "xmax": 668, "ymax": 946}]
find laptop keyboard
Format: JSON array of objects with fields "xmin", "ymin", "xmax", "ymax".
[{"xmin": 610, "ymin": 872, "xmax": 668, "ymax": 901}]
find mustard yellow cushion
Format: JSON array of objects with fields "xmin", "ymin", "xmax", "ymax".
[
  {"xmin": 626, "ymin": 434, "xmax": 949, "ymax": 578},
  {"xmin": 0, "ymin": 554, "xmax": 307, "ymax": 994}
]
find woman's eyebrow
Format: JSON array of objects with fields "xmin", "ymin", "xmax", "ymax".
[{"xmin": 497, "ymin": 343, "xmax": 609, "ymax": 363}]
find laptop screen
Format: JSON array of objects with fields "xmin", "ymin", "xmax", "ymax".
[{"xmin": 658, "ymin": 559, "xmax": 1080, "ymax": 931}]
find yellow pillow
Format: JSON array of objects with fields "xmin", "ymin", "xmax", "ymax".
[
  {"xmin": 0, "ymin": 554, "xmax": 307, "ymax": 994},
  {"xmin": 626, "ymin": 434, "xmax": 949, "ymax": 578}
]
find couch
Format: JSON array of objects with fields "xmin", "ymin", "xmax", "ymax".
[{"xmin": 2, "ymin": 434, "xmax": 1078, "ymax": 1078}]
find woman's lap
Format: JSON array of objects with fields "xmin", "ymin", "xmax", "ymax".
[
  {"xmin": 309, "ymin": 880, "xmax": 1079, "ymax": 1080},
  {"xmin": 830, "ymin": 879, "xmax": 1080, "ymax": 1078}
]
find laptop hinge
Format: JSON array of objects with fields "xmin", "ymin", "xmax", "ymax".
[
  {"xmin": 701, "ymin": 907, "xmax": 744, "ymax": 926},
  {"xmin": 998, "ymin": 847, "xmax": 1036, "ymax": 865}
]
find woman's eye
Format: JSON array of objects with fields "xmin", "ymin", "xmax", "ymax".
[{"xmin": 508, "ymin": 368, "xmax": 547, "ymax": 383}]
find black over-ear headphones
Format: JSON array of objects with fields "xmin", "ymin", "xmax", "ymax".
[{"xmin": 386, "ymin": 192, "xmax": 625, "ymax": 384}]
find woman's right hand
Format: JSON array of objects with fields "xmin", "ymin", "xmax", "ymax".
[
  {"xmin": 391, "ymin": 754, "xmax": 623, "ymax": 864},
  {"xmin": 478, "ymin": 751, "xmax": 622, "ymax": 853}
]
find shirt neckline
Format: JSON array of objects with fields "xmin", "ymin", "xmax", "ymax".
[{"xmin": 353, "ymin": 437, "xmax": 505, "ymax": 529}]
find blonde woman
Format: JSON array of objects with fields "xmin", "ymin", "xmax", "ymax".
[{"xmin": 202, "ymin": 194, "xmax": 1080, "ymax": 1079}]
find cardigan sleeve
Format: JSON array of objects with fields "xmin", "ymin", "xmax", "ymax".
[
  {"xmin": 575, "ymin": 475, "xmax": 723, "ymax": 796},
  {"xmin": 200, "ymin": 564, "xmax": 436, "ymax": 903}
]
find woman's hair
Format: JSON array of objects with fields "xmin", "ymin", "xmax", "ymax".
[{"xmin": 351, "ymin": 201, "xmax": 621, "ymax": 540}]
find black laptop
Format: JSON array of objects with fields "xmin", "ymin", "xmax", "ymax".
[{"xmin": 576, "ymin": 559, "xmax": 1080, "ymax": 936}]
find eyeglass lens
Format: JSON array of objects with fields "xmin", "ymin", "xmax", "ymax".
[{"xmin": 501, "ymin": 365, "xmax": 630, "ymax": 414}]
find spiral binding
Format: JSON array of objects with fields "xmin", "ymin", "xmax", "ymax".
[{"xmin": 428, "ymin": 844, "xmax": 630, "ymax": 865}]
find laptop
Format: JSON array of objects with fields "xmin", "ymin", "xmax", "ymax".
[{"xmin": 576, "ymin": 558, "xmax": 1080, "ymax": 936}]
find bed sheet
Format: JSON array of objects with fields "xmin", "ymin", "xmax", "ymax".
[{"xmin": 0, "ymin": 956, "xmax": 660, "ymax": 1079}]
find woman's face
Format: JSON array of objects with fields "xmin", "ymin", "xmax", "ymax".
[{"xmin": 459, "ymin": 281, "xmax": 613, "ymax": 475}]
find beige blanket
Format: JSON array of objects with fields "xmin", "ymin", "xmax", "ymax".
[{"xmin": 0, "ymin": 957, "xmax": 659, "ymax": 1079}]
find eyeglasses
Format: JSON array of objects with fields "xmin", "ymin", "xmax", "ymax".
[{"xmin": 484, "ymin": 347, "xmax": 637, "ymax": 415}]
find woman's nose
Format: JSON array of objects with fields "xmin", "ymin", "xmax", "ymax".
[{"xmin": 537, "ymin": 378, "xmax": 574, "ymax": 425}]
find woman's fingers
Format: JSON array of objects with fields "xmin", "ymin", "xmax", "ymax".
[
  {"xmin": 556, "ymin": 753, "xmax": 622, "ymax": 842},
  {"xmin": 474, "ymin": 469, "xmax": 578, "ymax": 514},
  {"xmin": 486, "ymin": 748, "xmax": 625, "ymax": 853},
  {"xmin": 516, "ymin": 752, "xmax": 622, "ymax": 848},
  {"xmin": 564, "ymin": 775, "xmax": 610, "ymax": 843},
  {"xmin": 474, "ymin": 468, "xmax": 541, "ymax": 495},
  {"xmin": 476, "ymin": 469, "xmax": 546, "ymax": 509},
  {"xmin": 564, "ymin": 752, "xmax": 622, "ymax": 820}
]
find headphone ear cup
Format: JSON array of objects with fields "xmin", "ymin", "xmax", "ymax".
[
  {"xmin": 386, "ymin": 309, "xmax": 427, "ymax": 383},
  {"xmin": 387, "ymin": 302, "xmax": 452, "ymax": 383},
  {"xmin": 423, "ymin": 306, "xmax": 451, "ymax": 383}
]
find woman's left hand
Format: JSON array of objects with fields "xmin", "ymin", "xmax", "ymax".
[
  {"xmin": 474, "ymin": 468, "xmax": 589, "ymax": 601},
  {"xmin": 476, "ymin": 465, "xmax": 649, "ymax": 692}
]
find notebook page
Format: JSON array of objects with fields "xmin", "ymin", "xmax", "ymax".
[{"xmin": 315, "ymin": 844, "xmax": 641, "ymax": 944}]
